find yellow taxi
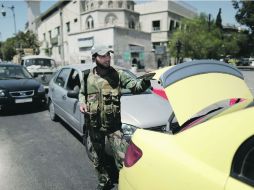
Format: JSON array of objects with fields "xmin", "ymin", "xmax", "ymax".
[{"xmin": 119, "ymin": 60, "xmax": 254, "ymax": 190}]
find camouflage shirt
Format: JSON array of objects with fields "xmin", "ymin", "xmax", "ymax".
[{"xmin": 79, "ymin": 66, "xmax": 150, "ymax": 130}]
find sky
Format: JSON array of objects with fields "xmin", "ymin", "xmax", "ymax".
[{"xmin": 0, "ymin": 0, "xmax": 239, "ymax": 41}]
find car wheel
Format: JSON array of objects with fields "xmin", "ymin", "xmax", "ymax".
[
  {"xmin": 48, "ymin": 100, "xmax": 58, "ymax": 121},
  {"xmin": 83, "ymin": 129, "xmax": 94, "ymax": 161}
]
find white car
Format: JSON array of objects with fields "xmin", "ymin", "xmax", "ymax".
[{"xmin": 47, "ymin": 63, "xmax": 171, "ymax": 159}]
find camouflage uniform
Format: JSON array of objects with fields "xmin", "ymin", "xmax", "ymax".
[{"xmin": 79, "ymin": 66, "xmax": 150, "ymax": 188}]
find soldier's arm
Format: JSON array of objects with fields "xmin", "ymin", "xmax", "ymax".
[
  {"xmin": 79, "ymin": 77, "xmax": 87, "ymax": 112},
  {"xmin": 119, "ymin": 70, "xmax": 151, "ymax": 94}
]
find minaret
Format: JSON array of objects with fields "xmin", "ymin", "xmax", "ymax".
[{"xmin": 25, "ymin": 0, "xmax": 40, "ymax": 33}]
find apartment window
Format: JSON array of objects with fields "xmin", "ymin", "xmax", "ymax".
[
  {"xmin": 66, "ymin": 22, "xmax": 70, "ymax": 33},
  {"xmin": 129, "ymin": 20, "xmax": 135, "ymax": 29},
  {"xmin": 152, "ymin": 20, "xmax": 160, "ymax": 31},
  {"xmin": 118, "ymin": 1, "xmax": 122, "ymax": 8},
  {"xmin": 91, "ymin": 3, "xmax": 94, "ymax": 9},
  {"xmin": 169, "ymin": 20, "xmax": 175, "ymax": 31},
  {"xmin": 43, "ymin": 33, "xmax": 46, "ymax": 40},
  {"xmin": 98, "ymin": 1, "xmax": 103, "ymax": 8},
  {"xmin": 108, "ymin": 1, "xmax": 113, "ymax": 8},
  {"xmin": 74, "ymin": 18, "xmax": 78, "ymax": 23},
  {"xmin": 175, "ymin": 21, "xmax": 180, "ymax": 29},
  {"xmin": 56, "ymin": 26, "xmax": 60, "ymax": 35},
  {"xmin": 86, "ymin": 16, "xmax": 94, "ymax": 29}
]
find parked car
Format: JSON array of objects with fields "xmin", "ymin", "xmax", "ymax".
[
  {"xmin": 21, "ymin": 55, "xmax": 58, "ymax": 92},
  {"xmin": 0, "ymin": 63, "xmax": 46, "ymax": 111},
  {"xmin": 119, "ymin": 60, "xmax": 254, "ymax": 190},
  {"xmin": 47, "ymin": 63, "xmax": 171, "ymax": 159}
]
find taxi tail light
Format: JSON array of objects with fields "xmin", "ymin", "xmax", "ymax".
[{"xmin": 124, "ymin": 140, "xmax": 143, "ymax": 167}]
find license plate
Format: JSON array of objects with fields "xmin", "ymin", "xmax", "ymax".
[{"xmin": 15, "ymin": 98, "xmax": 33, "ymax": 103}]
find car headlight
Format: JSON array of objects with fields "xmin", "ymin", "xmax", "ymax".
[
  {"xmin": 38, "ymin": 85, "xmax": 45, "ymax": 93},
  {"xmin": 121, "ymin": 123, "xmax": 137, "ymax": 136},
  {"xmin": 0, "ymin": 89, "xmax": 6, "ymax": 97}
]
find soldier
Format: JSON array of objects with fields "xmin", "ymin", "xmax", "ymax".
[{"xmin": 79, "ymin": 45, "xmax": 151, "ymax": 190}]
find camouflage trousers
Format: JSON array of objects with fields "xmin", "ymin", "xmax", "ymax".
[{"xmin": 89, "ymin": 126, "xmax": 128, "ymax": 186}]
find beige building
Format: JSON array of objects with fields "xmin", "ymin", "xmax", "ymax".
[
  {"xmin": 135, "ymin": 1, "xmax": 197, "ymax": 67},
  {"xmin": 36, "ymin": 0, "xmax": 155, "ymax": 69},
  {"xmin": 32, "ymin": 0, "xmax": 197, "ymax": 69}
]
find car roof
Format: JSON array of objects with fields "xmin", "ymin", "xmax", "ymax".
[
  {"xmin": 22, "ymin": 55, "xmax": 54, "ymax": 60},
  {"xmin": 61, "ymin": 63, "xmax": 95, "ymax": 71}
]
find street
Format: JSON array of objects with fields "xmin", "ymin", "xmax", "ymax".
[
  {"xmin": 0, "ymin": 105, "xmax": 97, "ymax": 190},
  {"xmin": 0, "ymin": 69, "xmax": 253, "ymax": 190}
]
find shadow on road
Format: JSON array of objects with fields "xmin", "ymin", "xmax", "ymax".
[{"xmin": 0, "ymin": 103, "xmax": 47, "ymax": 116}]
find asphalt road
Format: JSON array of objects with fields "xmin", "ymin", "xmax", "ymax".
[
  {"xmin": 0, "ymin": 105, "xmax": 98, "ymax": 190},
  {"xmin": 0, "ymin": 69, "xmax": 253, "ymax": 190}
]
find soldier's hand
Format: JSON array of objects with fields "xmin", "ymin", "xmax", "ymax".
[{"xmin": 80, "ymin": 103, "xmax": 87, "ymax": 113}]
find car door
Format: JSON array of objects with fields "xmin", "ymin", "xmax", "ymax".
[
  {"xmin": 225, "ymin": 136, "xmax": 254, "ymax": 190},
  {"xmin": 52, "ymin": 68, "xmax": 72, "ymax": 120},
  {"xmin": 63, "ymin": 69, "xmax": 83, "ymax": 133}
]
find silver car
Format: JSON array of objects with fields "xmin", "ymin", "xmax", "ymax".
[{"xmin": 47, "ymin": 63, "xmax": 171, "ymax": 158}]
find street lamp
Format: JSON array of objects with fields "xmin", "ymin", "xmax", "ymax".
[
  {"xmin": 1, "ymin": 4, "xmax": 17, "ymax": 35},
  {"xmin": 176, "ymin": 40, "xmax": 182, "ymax": 64}
]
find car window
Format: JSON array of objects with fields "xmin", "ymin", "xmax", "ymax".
[
  {"xmin": 66, "ymin": 69, "xmax": 81, "ymax": 91},
  {"xmin": 0, "ymin": 65, "xmax": 32, "ymax": 79},
  {"xmin": 55, "ymin": 68, "xmax": 71, "ymax": 88},
  {"xmin": 25, "ymin": 58, "xmax": 54, "ymax": 67},
  {"xmin": 231, "ymin": 136, "xmax": 254, "ymax": 187}
]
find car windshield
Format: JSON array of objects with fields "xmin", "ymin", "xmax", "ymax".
[
  {"xmin": 0, "ymin": 65, "xmax": 32, "ymax": 79},
  {"xmin": 25, "ymin": 58, "xmax": 55, "ymax": 67}
]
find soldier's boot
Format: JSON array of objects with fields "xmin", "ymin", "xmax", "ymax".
[{"xmin": 96, "ymin": 174, "xmax": 112, "ymax": 190}]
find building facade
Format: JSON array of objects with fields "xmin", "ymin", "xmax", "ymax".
[
  {"xmin": 135, "ymin": 1, "xmax": 197, "ymax": 67},
  {"xmin": 33, "ymin": 0, "xmax": 197, "ymax": 69},
  {"xmin": 36, "ymin": 0, "xmax": 155, "ymax": 69}
]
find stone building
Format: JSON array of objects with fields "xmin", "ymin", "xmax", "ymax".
[
  {"xmin": 36, "ymin": 0, "xmax": 155, "ymax": 69},
  {"xmin": 135, "ymin": 1, "xmax": 197, "ymax": 67}
]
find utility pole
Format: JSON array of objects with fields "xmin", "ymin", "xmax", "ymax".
[
  {"xmin": 1, "ymin": 4, "xmax": 17, "ymax": 35},
  {"xmin": 59, "ymin": 6, "xmax": 65, "ymax": 65}
]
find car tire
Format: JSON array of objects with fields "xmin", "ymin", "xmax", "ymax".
[
  {"xmin": 83, "ymin": 129, "xmax": 94, "ymax": 161},
  {"xmin": 48, "ymin": 100, "xmax": 58, "ymax": 121}
]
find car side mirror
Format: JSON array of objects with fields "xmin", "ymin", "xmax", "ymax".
[{"xmin": 67, "ymin": 90, "xmax": 79, "ymax": 99}]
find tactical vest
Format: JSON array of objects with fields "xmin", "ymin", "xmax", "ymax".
[{"xmin": 86, "ymin": 68, "xmax": 121, "ymax": 131}]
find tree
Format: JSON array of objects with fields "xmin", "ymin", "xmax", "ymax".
[
  {"xmin": 2, "ymin": 37, "xmax": 16, "ymax": 61},
  {"xmin": 169, "ymin": 13, "xmax": 240, "ymax": 60},
  {"xmin": 232, "ymin": 0, "xmax": 254, "ymax": 34},
  {"xmin": 1, "ymin": 31, "xmax": 40, "ymax": 61},
  {"xmin": 15, "ymin": 31, "xmax": 40, "ymax": 52},
  {"xmin": 232, "ymin": 0, "xmax": 254, "ymax": 56},
  {"xmin": 216, "ymin": 8, "xmax": 223, "ymax": 30}
]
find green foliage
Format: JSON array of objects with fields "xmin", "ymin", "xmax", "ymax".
[
  {"xmin": 1, "ymin": 31, "xmax": 40, "ymax": 61},
  {"xmin": 232, "ymin": 0, "xmax": 254, "ymax": 56},
  {"xmin": 2, "ymin": 37, "xmax": 16, "ymax": 61},
  {"xmin": 169, "ymin": 13, "xmax": 241, "ymax": 60},
  {"xmin": 232, "ymin": 0, "xmax": 254, "ymax": 34}
]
